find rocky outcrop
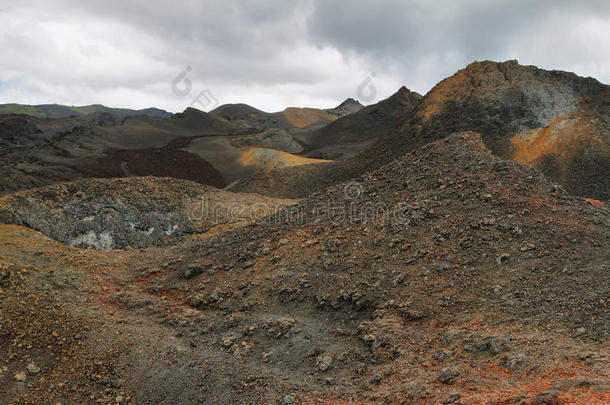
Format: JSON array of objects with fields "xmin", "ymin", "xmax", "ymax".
[{"xmin": 0, "ymin": 177, "xmax": 292, "ymax": 249}]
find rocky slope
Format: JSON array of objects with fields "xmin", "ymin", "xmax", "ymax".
[
  {"xmin": 382, "ymin": 60, "xmax": 609, "ymax": 199},
  {"xmin": 0, "ymin": 132, "xmax": 608, "ymax": 404}
]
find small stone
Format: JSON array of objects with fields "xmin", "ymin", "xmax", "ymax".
[
  {"xmin": 520, "ymin": 243, "xmax": 536, "ymax": 251},
  {"xmin": 438, "ymin": 368, "xmax": 459, "ymax": 384},
  {"xmin": 501, "ymin": 353, "xmax": 524, "ymax": 370},
  {"xmin": 486, "ymin": 338, "xmax": 506, "ymax": 354},
  {"xmin": 414, "ymin": 385, "xmax": 431, "ymax": 397},
  {"xmin": 183, "ymin": 265, "xmax": 204, "ymax": 279},
  {"xmin": 433, "ymin": 349, "xmax": 453, "ymax": 361},
  {"xmin": 187, "ymin": 295, "xmax": 204, "ymax": 308},
  {"xmin": 101, "ymin": 376, "xmax": 123, "ymax": 388},
  {"xmin": 316, "ymin": 352, "xmax": 334, "ymax": 372},
  {"xmin": 26, "ymin": 362, "xmax": 41, "ymax": 375},
  {"xmin": 361, "ymin": 333, "xmax": 377, "ymax": 347},
  {"xmin": 221, "ymin": 335, "xmax": 236, "ymax": 348},
  {"xmin": 496, "ymin": 253, "xmax": 510, "ymax": 265},
  {"xmin": 14, "ymin": 371, "xmax": 27, "ymax": 382},
  {"xmin": 443, "ymin": 392, "xmax": 462, "ymax": 404},
  {"xmin": 518, "ymin": 391, "xmax": 559, "ymax": 405},
  {"xmin": 441, "ymin": 331, "xmax": 459, "ymax": 345},
  {"xmin": 282, "ymin": 395, "xmax": 296, "ymax": 404}
]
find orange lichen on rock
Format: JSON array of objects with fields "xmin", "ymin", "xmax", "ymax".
[
  {"xmin": 509, "ymin": 110, "xmax": 608, "ymax": 188},
  {"xmin": 584, "ymin": 198, "xmax": 606, "ymax": 209},
  {"xmin": 511, "ymin": 113, "xmax": 599, "ymax": 166}
]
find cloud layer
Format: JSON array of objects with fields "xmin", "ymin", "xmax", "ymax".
[{"xmin": 1, "ymin": 0, "xmax": 609, "ymax": 112}]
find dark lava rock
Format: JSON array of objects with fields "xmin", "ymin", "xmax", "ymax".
[{"xmin": 438, "ymin": 368, "xmax": 460, "ymax": 384}]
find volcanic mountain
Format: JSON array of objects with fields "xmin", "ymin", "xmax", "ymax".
[{"xmin": 233, "ymin": 60, "xmax": 609, "ymax": 200}]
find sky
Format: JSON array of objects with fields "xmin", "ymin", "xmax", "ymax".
[{"xmin": 0, "ymin": 0, "xmax": 609, "ymax": 112}]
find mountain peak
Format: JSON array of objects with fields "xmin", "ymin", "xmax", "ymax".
[
  {"xmin": 334, "ymin": 98, "xmax": 363, "ymax": 109},
  {"xmin": 325, "ymin": 98, "xmax": 364, "ymax": 118},
  {"xmin": 390, "ymin": 86, "xmax": 423, "ymax": 109},
  {"xmin": 182, "ymin": 106, "xmax": 207, "ymax": 115}
]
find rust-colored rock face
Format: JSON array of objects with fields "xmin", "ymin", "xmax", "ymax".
[
  {"xmin": 510, "ymin": 89, "xmax": 610, "ymax": 199},
  {"xmin": 398, "ymin": 61, "xmax": 609, "ymax": 199},
  {"xmin": 415, "ymin": 60, "xmax": 604, "ymax": 124}
]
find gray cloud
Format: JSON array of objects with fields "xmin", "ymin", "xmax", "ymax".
[{"xmin": 0, "ymin": 0, "xmax": 608, "ymax": 112}]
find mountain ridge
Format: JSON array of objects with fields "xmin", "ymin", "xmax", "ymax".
[{"xmin": 0, "ymin": 103, "xmax": 172, "ymax": 119}]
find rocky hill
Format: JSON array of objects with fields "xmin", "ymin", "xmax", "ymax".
[
  {"xmin": 0, "ymin": 132, "xmax": 607, "ymax": 404},
  {"xmin": 323, "ymin": 97, "xmax": 364, "ymax": 117},
  {"xmin": 380, "ymin": 60, "xmax": 609, "ymax": 199}
]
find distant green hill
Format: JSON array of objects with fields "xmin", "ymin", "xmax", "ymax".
[{"xmin": 0, "ymin": 103, "xmax": 172, "ymax": 119}]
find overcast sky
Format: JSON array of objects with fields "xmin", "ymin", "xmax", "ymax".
[{"xmin": 1, "ymin": 0, "xmax": 609, "ymax": 112}]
